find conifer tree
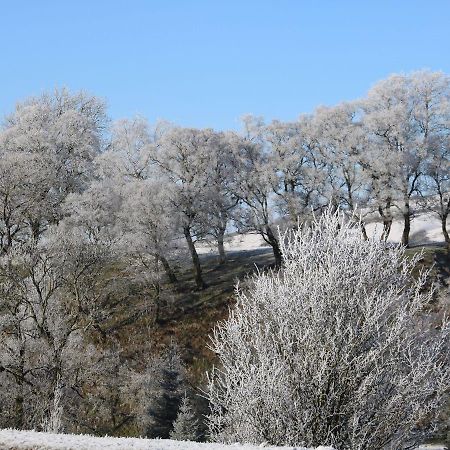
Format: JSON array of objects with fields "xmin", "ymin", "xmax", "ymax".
[
  {"xmin": 146, "ymin": 345, "xmax": 185, "ymax": 439},
  {"xmin": 169, "ymin": 395, "xmax": 199, "ymax": 441}
]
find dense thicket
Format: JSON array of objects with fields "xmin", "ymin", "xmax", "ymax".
[{"xmin": 0, "ymin": 71, "xmax": 449, "ymax": 440}]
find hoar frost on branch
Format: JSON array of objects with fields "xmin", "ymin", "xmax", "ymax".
[{"xmin": 206, "ymin": 208, "xmax": 449, "ymax": 449}]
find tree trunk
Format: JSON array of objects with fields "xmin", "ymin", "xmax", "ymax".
[
  {"xmin": 401, "ymin": 201, "xmax": 411, "ymax": 247},
  {"xmin": 442, "ymin": 213, "xmax": 449, "ymax": 244},
  {"xmin": 381, "ymin": 220, "xmax": 392, "ymax": 242},
  {"xmin": 15, "ymin": 391, "xmax": 24, "ymax": 429},
  {"xmin": 217, "ymin": 227, "xmax": 226, "ymax": 264},
  {"xmin": 378, "ymin": 200, "xmax": 392, "ymax": 242},
  {"xmin": 265, "ymin": 225, "xmax": 283, "ymax": 268},
  {"xmin": 15, "ymin": 344, "xmax": 26, "ymax": 429},
  {"xmin": 158, "ymin": 255, "xmax": 178, "ymax": 284},
  {"xmin": 360, "ymin": 222, "xmax": 368, "ymax": 241},
  {"xmin": 30, "ymin": 219, "xmax": 41, "ymax": 242},
  {"xmin": 153, "ymin": 280, "xmax": 162, "ymax": 323},
  {"xmin": 183, "ymin": 226, "xmax": 206, "ymax": 290}
]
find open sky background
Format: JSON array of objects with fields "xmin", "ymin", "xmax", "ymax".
[{"xmin": 1, "ymin": 1, "xmax": 450, "ymax": 130}]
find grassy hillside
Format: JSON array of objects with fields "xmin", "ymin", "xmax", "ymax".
[
  {"xmin": 81, "ymin": 242, "xmax": 449, "ymax": 440},
  {"xmin": 127, "ymin": 244, "xmax": 450, "ymax": 377},
  {"xmin": 105, "ymin": 248, "xmax": 275, "ymax": 376}
]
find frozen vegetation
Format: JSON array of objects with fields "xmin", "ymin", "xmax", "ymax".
[
  {"xmin": 206, "ymin": 209, "xmax": 448, "ymax": 448},
  {"xmin": 0, "ymin": 71, "xmax": 449, "ymax": 447}
]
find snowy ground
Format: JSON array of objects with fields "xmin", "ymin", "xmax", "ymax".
[
  {"xmin": 364, "ymin": 212, "xmax": 444, "ymax": 245},
  {"xmin": 197, "ymin": 211, "xmax": 446, "ymax": 255},
  {"xmin": 197, "ymin": 232, "xmax": 271, "ymax": 254},
  {"xmin": 0, "ymin": 429, "xmax": 445, "ymax": 450},
  {"xmin": 0, "ymin": 429, "xmax": 336, "ymax": 450}
]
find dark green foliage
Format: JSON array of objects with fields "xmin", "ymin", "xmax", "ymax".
[{"xmin": 146, "ymin": 345, "xmax": 185, "ymax": 439}]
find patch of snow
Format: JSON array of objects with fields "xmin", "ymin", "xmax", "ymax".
[
  {"xmin": 364, "ymin": 212, "xmax": 444, "ymax": 245},
  {"xmin": 197, "ymin": 211, "xmax": 446, "ymax": 256},
  {"xmin": 0, "ymin": 429, "xmax": 335, "ymax": 450},
  {"xmin": 417, "ymin": 446, "xmax": 448, "ymax": 450},
  {"xmin": 197, "ymin": 233, "xmax": 270, "ymax": 254}
]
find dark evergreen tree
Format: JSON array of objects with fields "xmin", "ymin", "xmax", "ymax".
[{"xmin": 146, "ymin": 344, "xmax": 185, "ymax": 438}]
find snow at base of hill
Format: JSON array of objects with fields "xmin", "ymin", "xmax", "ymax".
[
  {"xmin": 0, "ymin": 429, "xmax": 336, "ymax": 450},
  {"xmin": 197, "ymin": 232, "xmax": 271, "ymax": 254},
  {"xmin": 364, "ymin": 212, "xmax": 444, "ymax": 245},
  {"xmin": 196, "ymin": 211, "xmax": 446, "ymax": 255}
]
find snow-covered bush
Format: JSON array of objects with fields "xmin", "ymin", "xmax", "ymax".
[{"xmin": 206, "ymin": 208, "xmax": 449, "ymax": 449}]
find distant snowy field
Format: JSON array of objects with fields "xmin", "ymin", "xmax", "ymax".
[
  {"xmin": 0, "ymin": 429, "xmax": 336, "ymax": 450},
  {"xmin": 197, "ymin": 212, "xmax": 446, "ymax": 255}
]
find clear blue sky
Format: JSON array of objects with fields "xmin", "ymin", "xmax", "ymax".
[{"xmin": 1, "ymin": 1, "xmax": 450, "ymax": 130}]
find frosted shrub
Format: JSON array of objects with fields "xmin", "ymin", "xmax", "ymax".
[{"xmin": 207, "ymin": 208, "xmax": 449, "ymax": 449}]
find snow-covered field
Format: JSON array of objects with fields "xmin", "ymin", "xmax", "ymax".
[
  {"xmin": 0, "ymin": 429, "xmax": 336, "ymax": 450},
  {"xmin": 0, "ymin": 430, "xmax": 445, "ymax": 450},
  {"xmin": 197, "ymin": 212, "xmax": 446, "ymax": 255}
]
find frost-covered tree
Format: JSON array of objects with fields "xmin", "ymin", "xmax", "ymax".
[
  {"xmin": 207, "ymin": 208, "xmax": 449, "ymax": 449},
  {"xmin": 360, "ymin": 140, "xmax": 398, "ymax": 241},
  {"xmin": 263, "ymin": 117, "xmax": 321, "ymax": 224},
  {"xmin": 310, "ymin": 103, "xmax": 372, "ymax": 238},
  {"xmin": 119, "ymin": 179, "xmax": 181, "ymax": 284},
  {"xmin": 0, "ymin": 150, "xmax": 55, "ymax": 252},
  {"xmin": 362, "ymin": 70, "xmax": 450, "ymax": 246},
  {"xmin": 362, "ymin": 74, "xmax": 418, "ymax": 246},
  {"xmin": 201, "ymin": 131, "xmax": 239, "ymax": 264},
  {"xmin": 0, "ymin": 240, "xmax": 76, "ymax": 429},
  {"xmin": 169, "ymin": 395, "xmax": 200, "ymax": 441},
  {"xmin": 424, "ymin": 134, "xmax": 450, "ymax": 243},
  {"xmin": 0, "ymin": 88, "xmax": 107, "ymax": 242},
  {"xmin": 229, "ymin": 118, "xmax": 283, "ymax": 266},
  {"xmin": 416, "ymin": 72, "xmax": 450, "ymax": 244},
  {"xmin": 0, "ymin": 221, "xmax": 115, "ymax": 430},
  {"xmin": 151, "ymin": 127, "xmax": 218, "ymax": 289}
]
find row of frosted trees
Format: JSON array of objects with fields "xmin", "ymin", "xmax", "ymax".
[
  {"xmin": 79, "ymin": 69, "xmax": 450, "ymax": 288},
  {"xmin": 0, "ymin": 70, "xmax": 448, "ymax": 435},
  {"xmin": 2, "ymin": 71, "xmax": 448, "ymax": 289}
]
